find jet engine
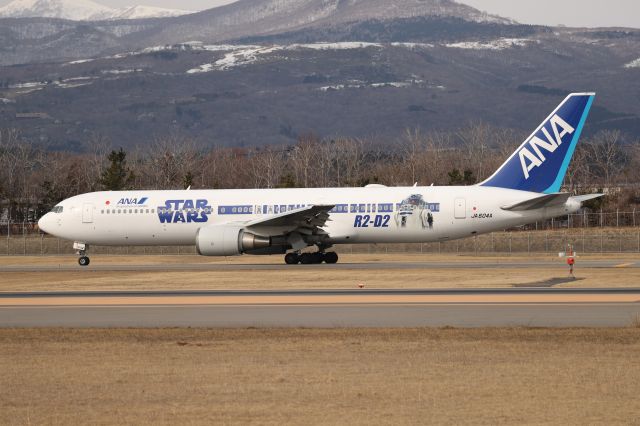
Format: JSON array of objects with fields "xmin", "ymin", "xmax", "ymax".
[{"xmin": 196, "ymin": 225, "xmax": 271, "ymax": 256}]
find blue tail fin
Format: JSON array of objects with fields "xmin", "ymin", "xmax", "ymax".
[{"xmin": 480, "ymin": 93, "xmax": 595, "ymax": 193}]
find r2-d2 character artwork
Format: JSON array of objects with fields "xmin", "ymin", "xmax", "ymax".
[{"xmin": 394, "ymin": 194, "xmax": 434, "ymax": 229}]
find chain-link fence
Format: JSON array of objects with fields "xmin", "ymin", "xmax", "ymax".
[
  {"xmin": 343, "ymin": 228, "xmax": 640, "ymax": 254},
  {"xmin": 3, "ymin": 227, "xmax": 640, "ymax": 256},
  {"xmin": 521, "ymin": 210, "xmax": 640, "ymax": 230}
]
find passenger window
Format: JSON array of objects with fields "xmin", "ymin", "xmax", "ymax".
[
  {"xmin": 134, "ymin": 209, "xmax": 138, "ymax": 214},
  {"xmin": 151, "ymin": 209, "xmax": 155, "ymax": 213},
  {"xmin": 101, "ymin": 210, "xmax": 104, "ymax": 214}
]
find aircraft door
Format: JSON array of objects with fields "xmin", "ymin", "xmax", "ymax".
[
  {"xmin": 82, "ymin": 203, "xmax": 94, "ymax": 223},
  {"xmin": 454, "ymin": 198, "xmax": 466, "ymax": 219}
]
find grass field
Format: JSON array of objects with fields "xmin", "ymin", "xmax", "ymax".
[
  {"xmin": 1, "ymin": 328, "xmax": 639, "ymax": 425},
  {"xmin": 1, "ymin": 253, "xmax": 639, "ymax": 291}
]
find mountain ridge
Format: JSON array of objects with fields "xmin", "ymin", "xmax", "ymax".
[
  {"xmin": 124, "ymin": 0, "xmax": 514, "ymax": 46},
  {"xmin": 0, "ymin": 0, "xmax": 193, "ymax": 21}
]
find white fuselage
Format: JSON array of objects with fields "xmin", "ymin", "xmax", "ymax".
[{"xmin": 38, "ymin": 186, "xmax": 579, "ymax": 248}]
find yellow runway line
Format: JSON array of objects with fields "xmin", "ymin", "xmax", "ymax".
[
  {"xmin": 1, "ymin": 294, "xmax": 640, "ymax": 306},
  {"xmin": 614, "ymin": 263, "xmax": 635, "ymax": 268}
]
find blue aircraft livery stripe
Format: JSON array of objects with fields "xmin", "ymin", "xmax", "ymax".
[
  {"xmin": 480, "ymin": 93, "xmax": 595, "ymax": 193},
  {"xmin": 543, "ymin": 95, "xmax": 594, "ymax": 194}
]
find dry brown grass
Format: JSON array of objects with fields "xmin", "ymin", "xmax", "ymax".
[
  {"xmin": 2, "ymin": 267, "xmax": 640, "ymax": 292},
  {"xmin": 0, "ymin": 253, "xmax": 639, "ymax": 291},
  {"xmin": 1, "ymin": 328, "xmax": 639, "ymax": 425}
]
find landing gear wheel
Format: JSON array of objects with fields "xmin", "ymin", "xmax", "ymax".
[
  {"xmin": 284, "ymin": 253, "xmax": 300, "ymax": 265},
  {"xmin": 310, "ymin": 253, "xmax": 324, "ymax": 264},
  {"xmin": 300, "ymin": 253, "xmax": 314, "ymax": 264},
  {"xmin": 323, "ymin": 252, "xmax": 339, "ymax": 264},
  {"xmin": 78, "ymin": 256, "xmax": 90, "ymax": 266}
]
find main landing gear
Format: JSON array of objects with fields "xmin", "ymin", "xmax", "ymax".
[
  {"xmin": 74, "ymin": 241, "xmax": 90, "ymax": 267},
  {"xmin": 284, "ymin": 251, "xmax": 339, "ymax": 265}
]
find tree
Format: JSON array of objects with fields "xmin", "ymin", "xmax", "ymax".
[
  {"xmin": 585, "ymin": 130, "xmax": 627, "ymax": 186},
  {"xmin": 183, "ymin": 171, "xmax": 194, "ymax": 189},
  {"xmin": 276, "ymin": 173, "xmax": 297, "ymax": 188},
  {"xmin": 447, "ymin": 169, "xmax": 476, "ymax": 185},
  {"xmin": 99, "ymin": 148, "xmax": 134, "ymax": 190}
]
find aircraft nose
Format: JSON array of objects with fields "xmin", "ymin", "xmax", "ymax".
[{"xmin": 38, "ymin": 213, "xmax": 52, "ymax": 234}]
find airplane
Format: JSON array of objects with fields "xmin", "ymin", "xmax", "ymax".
[{"xmin": 38, "ymin": 92, "xmax": 602, "ymax": 266}]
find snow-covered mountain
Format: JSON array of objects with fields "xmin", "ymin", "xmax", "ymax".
[
  {"xmin": 130, "ymin": 0, "xmax": 515, "ymax": 46},
  {"xmin": 110, "ymin": 5, "xmax": 193, "ymax": 20},
  {"xmin": 0, "ymin": 0, "xmax": 193, "ymax": 21}
]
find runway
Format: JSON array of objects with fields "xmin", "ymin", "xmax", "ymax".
[
  {"xmin": 1, "ymin": 288, "xmax": 639, "ymax": 327},
  {"xmin": 1, "ymin": 259, "xmax": 636, "ymax": 273}
]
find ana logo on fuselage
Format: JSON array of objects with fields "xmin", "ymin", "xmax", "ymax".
[
  {"xmin": 118, "ymin": 197, "xmax": 148, "ymax": 205},
  {"xmin": 158, "ymin": 199, "xmax": 212, "ymax": 224},
  {"xmin": 518, "ymin": 115, "xmax": 575, "ymax": 179}
]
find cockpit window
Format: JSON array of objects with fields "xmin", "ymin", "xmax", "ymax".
[{"xmin": 51, "ymin": 206, "xmax": 64, "ymax": 213}]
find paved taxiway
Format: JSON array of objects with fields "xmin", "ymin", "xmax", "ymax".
[
  {"xmin": 1, "ymin": 288, "xmax": 639, "ymax": 327},
  {"xmin": 1, "ymin": 259, "xmax": 636, "ymax": 273}
]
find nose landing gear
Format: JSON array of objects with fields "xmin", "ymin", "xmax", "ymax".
[{"xmin": 74, "ymin": 241, "xmax": 90, "ymax": 267}]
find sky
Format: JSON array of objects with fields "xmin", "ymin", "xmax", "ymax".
[
  {"xmin": 459, "ymin": 0, "xmax": 640, "ymax": 28},
  {"xmin": 0, "ymin": 0, "xmax": 638, "ymax": 28}
]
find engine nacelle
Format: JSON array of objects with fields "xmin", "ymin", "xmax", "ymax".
[{"xmin": 196, "ymin": 225, "xmax": 271, "ymax": 256}]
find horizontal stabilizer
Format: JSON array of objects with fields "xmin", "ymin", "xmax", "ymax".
[
  {"xmin": 501, "ymin": 193, "xmax": 571, "ymax": 211},
  {"xmin": 570, "ymin": 193, "xmax": 604, "ymax": 203}
]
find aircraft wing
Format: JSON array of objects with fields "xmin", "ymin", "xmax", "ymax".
[
  {"xmin": 244, "ymin": 204, "xmax": 335, "ymax": 234},
  {"xmin": 501, "ymin": 193, "xmax": 571, "ymax": 211}
]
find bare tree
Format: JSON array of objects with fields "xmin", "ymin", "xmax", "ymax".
[
  {"xmin": 144, "ymin": 134, "xmax": 200, "ymax": 189},
  {"xmin": 585, "ymin": 130, "xmax": 627, "ymax": 187}
]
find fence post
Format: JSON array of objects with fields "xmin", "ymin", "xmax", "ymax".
[
  {"xmin": 600, "ymin": 209, "xmax": 603, "ymax": 227},
  {"xmin": 620, "ymin": 232, "xmax": 622, "ymax": 252},
  {"xmin": 22, "ymin": 221, "xmax": 26, "ymax": 256},
  {"xmin": 40, "ymin": 233, "xmax": 43, "ymax": 255},
  {"xmin": 509, "ymin": 233, "xmax": 512, "ymax": 254},
  {"xmin": 634, "ymin": 208, "xmax": 636, "ymax": 228},
  {"xmin": 527, "ymin": 232, "xmax": 530, "ymax": 253},
  {"xmin": 616, "ymin": 209, "xmax": 619, "ymax": 227},
  {"xmin": 545, "ymin": 232, "xmax": 548, "ymax": 252}
]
